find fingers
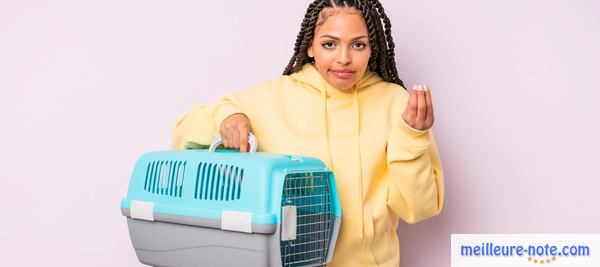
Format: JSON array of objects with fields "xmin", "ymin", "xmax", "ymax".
[
  {"xmin": 219, "ymin": 113, "xmax": 252, "ymax": 152},
  {"xmin": 416, "ymin": 85, "xmax": 427, "ymax": 127},
  {"xmin": 408, "ymin": 85, "xmax": 418, "ymax": 119},
  {"xmin": 403, "ymin": 84, "xmax": 435, "ymax": 131},
  {"xmin": 239, "ymin": 128, "xmax": 249, "ymax": 153},
  {"xmin": 403, "ymin": 85, "xmax": 418, "ymax": 126},
  {"xmin": 424, "ymin": 85, "xmax": 434, "ymax": 127},
  {"xmin": 220, "ymin": 127, "xmax": 232, "ymax": 148},
  {"xmin": 231, "ymin": 129, "xmax": 240, "ymax": 149}
]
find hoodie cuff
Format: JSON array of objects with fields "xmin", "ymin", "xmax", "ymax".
[
  {"xmin": 398, "ymin": 117, "xmax": 429, "ymax": 137},
  {"xmin": 390, "ymin": 118, "xmax": 431, "ymax": 148},
  {"xmin": 213, "ymin": 103, "xmax": 244, "ymax": 130}
]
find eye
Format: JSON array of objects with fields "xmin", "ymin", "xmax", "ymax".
[
  {"xmin": 321, "ymin": 42, "xmax": 336, "ymax": 49},
  {"xmin": 352, "ymin": 42, "xmax": 367, "ymax": 50}
]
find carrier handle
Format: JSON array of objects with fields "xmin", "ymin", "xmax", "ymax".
[{"xmin": 208, "ymin": 132, "xmax": 257, "ymax": 153}]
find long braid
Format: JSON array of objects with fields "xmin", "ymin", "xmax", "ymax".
[
  {"xmin": 283, "ymin": 0, "xmax": 405, "ymax": 89},
  {"xmin": 365, "ymin": 2, "xmax": 391, "ymax": 83},
  {"xmin": 359, "ymin": 2, "xmax": 380, "ymax": 74},
  {"xmin": 283, "ymin": 1, "xmax": 328, "ymax": 74},
  {"xmin": 372, "ymin": 0, "xmax": 403, "ymax": 87}
]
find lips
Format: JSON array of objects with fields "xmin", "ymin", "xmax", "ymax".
[{"xmin": 330, "ymin": 69, "xmax": 355, "ymax": 79}]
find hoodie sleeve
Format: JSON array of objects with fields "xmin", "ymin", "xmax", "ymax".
[
  {"xmin": 172, "ymin": 93, "xmax": 243, "ymax": 149},
  {"xmin": 386, "ymin": 117, "xmax": 445, "ymax": 224}
]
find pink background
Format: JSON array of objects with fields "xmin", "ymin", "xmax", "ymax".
[{"xmin": 1, "ymin": 0, "xmax": 598, "ymax": 266}]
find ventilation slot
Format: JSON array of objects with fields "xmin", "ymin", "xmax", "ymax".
[
  {"xmin": 143, "ymin": 161, "xmax": 186, "ymax": 198},
  {"xmin": 280, "ymin": 172, "xmax": 334, "ymax": 266},
  {"xmin": 195, "ymin": 163, "xmax": 243, "ymax": 201}
]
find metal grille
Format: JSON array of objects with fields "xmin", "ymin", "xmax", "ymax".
[
  {"xmin": 143, "ymin": 161, "xmax": 186, "ymax": 197},
  {"xmin": 280, "ymin": 172, "xmax": 334, "ymax": 266}
]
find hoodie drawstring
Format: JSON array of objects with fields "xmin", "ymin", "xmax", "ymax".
[
  {"xmin": 353, "ymin": 86, "xmax": 366, "ymax": 238},
  {"xmin": 321, "ymin": 85, "xmax": 367, "ymax": 238},
  {"xmin": 322, "ymin": 86, "xmax": 334, "ymax": 171}
]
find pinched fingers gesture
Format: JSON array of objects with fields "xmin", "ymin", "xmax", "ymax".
[{"xmin": 402, "ymin": 84, "xmax": 435, "ymax": 131}]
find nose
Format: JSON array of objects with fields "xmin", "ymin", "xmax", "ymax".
[{"xmin": 337, "ymin": 47, "xmax": 352, "ymax": 65}]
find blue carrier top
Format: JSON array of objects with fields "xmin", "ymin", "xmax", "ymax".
[{"xmin": 121, "ymin": 149, "xmax": 342, "ymax": 234}]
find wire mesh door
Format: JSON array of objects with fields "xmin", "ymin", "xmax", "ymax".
[{"xmin": 280, "ymin": 172, "xmax": 334, "ymax": 266}]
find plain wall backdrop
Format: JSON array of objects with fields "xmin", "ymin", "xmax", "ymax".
[{"xmin": 1, "ymin": 0, "xmax": 598, "ymax": 266}]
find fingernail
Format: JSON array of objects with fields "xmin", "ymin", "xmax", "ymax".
[
  {"xmin": 412, "ymin": 85, "xmax": 418, "ymax": 91},
  {"xmin": 424, "ymin": 84, "xmax": 429, "ymax": 91},
  {"xmin": 418, "ymin": 85, "xmax": 423, "ymax": 91}
]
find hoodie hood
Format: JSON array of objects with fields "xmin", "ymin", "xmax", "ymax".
[{"xmin": 288, "ymin": 63, "xmax": 384, "ymax": 169}]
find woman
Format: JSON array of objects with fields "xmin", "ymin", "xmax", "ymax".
[{"xmin": 173, "ymin": 0, "xmax": 444, "ymax": 266}]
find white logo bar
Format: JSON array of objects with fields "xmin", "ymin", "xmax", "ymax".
[{"xmin": 451, "ymin": 234, "xmax": 600, "ymax": 267}]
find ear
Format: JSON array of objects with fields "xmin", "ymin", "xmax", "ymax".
[{"xmin": 307, "ymin": 44, "xmax": 314, "ymax": 58}]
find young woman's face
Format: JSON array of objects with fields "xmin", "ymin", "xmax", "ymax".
[{"xmin": 308, "ymin": 7, "xmax": 371, "ymax": 91}]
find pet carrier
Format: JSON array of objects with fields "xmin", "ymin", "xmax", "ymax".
[{"xmin": 121, "ymin": 134, "xmax": 342, "ymax": 267}]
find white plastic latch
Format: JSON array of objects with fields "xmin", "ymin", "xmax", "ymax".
[
  {"xmin": 281, "ymin": 206, "xmax": 297, "ymax": 241},
  {"xmin": 221, "ymin": 210, "xmax": 253, "ymax": 233},
  {"xmin": 130, "ymin": 200, "xmax": 155, "ymax": 221}
]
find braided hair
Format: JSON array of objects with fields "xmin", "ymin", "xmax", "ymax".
[{"xmin": 283, "ymin": 0, "xmax": 404, "ymax": 88}]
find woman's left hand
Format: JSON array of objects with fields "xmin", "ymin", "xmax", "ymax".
[{"xmin": 402, "ymin": 84, "xmax": 435, "ymax": 131}]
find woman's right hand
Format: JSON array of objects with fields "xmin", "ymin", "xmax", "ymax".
[{"xmin": 219, "ymin": 113, "xmax": 253, "ymax": 152}]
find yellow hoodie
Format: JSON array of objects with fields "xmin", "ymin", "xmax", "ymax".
[{"xmin": 172, "ymin": 63, "xmax": 444, "ymax": 266}]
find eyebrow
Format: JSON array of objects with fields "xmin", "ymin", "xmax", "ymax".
[{"xmin": 319, "ymin": 34, "xmax": 368, "ymax": 41}]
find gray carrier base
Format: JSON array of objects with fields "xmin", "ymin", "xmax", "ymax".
[{"xmin": 126, "ymin": 217, "xmax": 341, "ymax": 267}]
